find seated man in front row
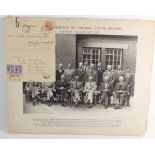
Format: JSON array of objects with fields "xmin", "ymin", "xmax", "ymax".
[
  {"xmin": 113, "ymin": 76, "xmax": 129, "ymax": 109},
  {"xmin": 41, "ymin": 82, "xmax": 56, "ymax": 106},
  {"xmin": 98, "ymin": 76, "xmax": 113, "ymax": 108},
  {"xmin": 55, "ymin": 74, "xmax": 69, "ymax": 106},
  {"xmin": 84, "ymin": 76, "xmax": 97, "ymax": 108},
  {"xmin": 70, "ymin": 75, "xmax": 83, "ymax": 107}
]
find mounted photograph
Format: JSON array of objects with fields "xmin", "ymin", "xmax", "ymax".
[{"xmin": 23, "ymin": 34, "xmax": 137, "ymax": 114}]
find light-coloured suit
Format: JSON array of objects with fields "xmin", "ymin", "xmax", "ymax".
[
  {"xmin": 70, "ymin": 80, "xmax": 83, "ymax": 103},
  {"xmin": 84, "ymin": 81, "xmax": 97, "ymax": 103},
  {"xmin": 64, "ymin": 68, "xmax": 74, "ymax": 83},
  {"xmin": 41, "ymin": 82, "xmax": 55, "ymax": 101}
]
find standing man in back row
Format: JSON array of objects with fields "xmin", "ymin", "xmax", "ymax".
[
  {"xmin": 64, "ymin": 63, "xmax": 74, "ymax": 85},
  {"xmin": 74, "ymin": 62, "xmax": 85, "ymax": 86},
  {"xmin": 56, "ymin": 63, "xmax": 64, "ymax": 81},
  {"xmin": 85, "ymin": 63, "xmax": 98, "ymax": 83},
  {"xmin": 96, "ymin": 62, "xmax": 104, "ymax": 88},
  {"xmin": 103, "ymin": 65, "xmax": 116, "ymax": 89}
]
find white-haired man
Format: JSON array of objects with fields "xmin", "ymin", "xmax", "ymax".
[
  {"xmin": 84, "ymin": 76, "xmax": 97, "ymax": 108},
  {"xmin": 70, "ymin": 75, "xmax": 83, "ymax": 106},
  {"xmin": 99, "ymin": 76, "xmax": 113, "ymax": 108}
]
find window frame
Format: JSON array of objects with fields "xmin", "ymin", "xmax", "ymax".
[
  {"xmin": 82, "ymin": 47, "xmax": 101, "ymax": 66},
  {"xmin": 105, "ymin": 48, "xmax": 123, "ymax": 70}
]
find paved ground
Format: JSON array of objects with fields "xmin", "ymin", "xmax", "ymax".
[{"xmin": 23, "ymin": 96, "xmax": 133, "ymax": 114}]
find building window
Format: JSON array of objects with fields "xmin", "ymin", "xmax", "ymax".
[
  {"xmin": 82, "ymin": 47, "xmax": 101, "ymax": 66},
  {"xmin": 106, "ymin": 48, "xmax": 123, "ymax": 70}
]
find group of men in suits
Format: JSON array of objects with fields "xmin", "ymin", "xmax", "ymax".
[
  {"xmin": 24, "ymin": 61, "xmax": 134, "ymax": 109},
  {"xmin": 54, "ymin": 62, "xmax": 134, "ymax": 109}
]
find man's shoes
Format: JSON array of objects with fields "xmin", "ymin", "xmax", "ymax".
[
  {"xmin": 119, "ymin": 106, "xmax": 122, "ymax": 109},
  {"xmin": 104, "ymin": 105, "xmax": 109, "ymax": 109},
  {"xmin": 61, "ymin": 103, "xmax": 66, "ymax": 107},
  {"xmin": 88, "ymin": 104, "xmax": 93, "ymax": 108},
  {"xmin": 127, "ymin": 103, "xmax": 130, "ymax": 107},
  {"xmin": 32, "ymin": 102, "xmax": 36, "ymax": 106},
  {"xmin": 98, "ymin": 100, "xmax": 103, "ymax": 104},
  {"xmin": 48, "ymin": 102, "xmax": 52, "ymax": 106}
]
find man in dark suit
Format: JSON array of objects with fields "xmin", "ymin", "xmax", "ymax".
[
  {"xmin": 98, "ymin": 76, "xmax": 113, "ymax": 108},
  {"xmin": 55, "ymin": 74, "xmax": 69, "ymax": 106},
  {"xmin": 56, "ymin": 63, "xmax": 64, "ymax": 81},
  {"xmin": 73, "ymin": 62, "xmax": 85, "ymax": 86},
  {"xmin": 124, "ymin": 67, "xmax": 134, "ymax": 106},
  {"xmin": 113, "ymin": 76, "xmax": 129, "ymax": 109},
  {"xmin": 85, "ymin": 63, "xmax": 98, "ymax": 83},
  {"xmin": 96, "ymin": 62, "xmax": 104, "ymax": 88},
  {"xmin": 70, "ymin": 75, "xmax": 83, "ymax": 106}
]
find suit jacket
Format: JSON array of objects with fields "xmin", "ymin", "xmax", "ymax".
[
  {"xmin": 99, "ymin": 82, "xmax": 112, "ymax": 92},
  {"xmin": 56, "ymin": 69, "xmax": 64, "ymax": 81},
  {"xmin": 83, "ymin": 65, "xmax": 89, "ymax": 71},
  {"xmin": 97, "ymin": 67, "xmax": 104, "ymax": 84},
  {"xmin": 84, "ymin": 81, "xmax": 97, "ymax": 92},
  {"xmin": 85, "ymin": 69, "xmax": 98, "ymax": 82},
  {"xmin": 73, "ymin": 69, "xmax": 85, "ymax": 83},
  {"xmin": 70, "ymin": 81, "xmax": 83, "ymax": 90},
  {"xmin": 114, "ymin": 82, "xmax": 129, "ymax": 94},
  {"xmin": 32, "ymin": 86, "xmax": 41, "ymax": 97},
  {"xmin": 115, "ymin": 70, "xmax": 125, "ymax": 82},
  {"xmin": 124, "ymin": 73, "xmax": 134, "ymax": 86},
  {"xmin": 64, "ymin": 68, "xmax": 74, "ymax": 82},
  {"xmin": 56, "ymin": 80, "xmax": 68, "ymax": 89},
  {"xmin": 103, "ymin": 70, "xmax": 115, "ymax": 86}
]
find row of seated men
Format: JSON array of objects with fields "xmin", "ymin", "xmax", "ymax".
[{"xmin": 24, "ymin": 62, "xmax": 134, "ymax": 109}]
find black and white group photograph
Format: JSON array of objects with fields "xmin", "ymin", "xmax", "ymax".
[{"xmin": 23, "ymin": 34, "xmax": 137, "ymax": 114}]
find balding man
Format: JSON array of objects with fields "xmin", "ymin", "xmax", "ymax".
[
  {"xmin": 103, "ymin": 65, "xmax": 115, "ymax": 89},
  {"xmin": 55, "ymin": 74, "xmax": 69, "ymax": 106},
  {"xmin": 84, "ymin": 76, "xmax": 97, "ymax": 108},
  {"xmin": 99, "ymin": 76, "xmax": 113, "ymax": 108},
  {"xmin": 73, "ymin": 62, "xmax": 85, "ymax": 85},
  {"xmin": 85, "ymin": 63, "xmax": 98, "ymax": 83},
  {"xmin": 56, "ymin": 63, "xmax": 64, "ymax": 81},
  {"xmin": 70, "ymin": 75, "xmax": 83, "ymax": 106},
  {"xmin": 113, "ymin": 76, "xmax": 129, "ymax": 109}
]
